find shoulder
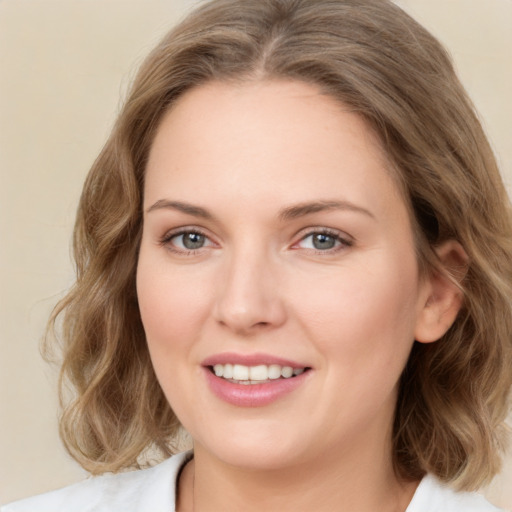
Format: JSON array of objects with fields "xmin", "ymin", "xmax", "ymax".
[
  {"xmin": 407, "ymin": 474, "xmax": 505, "ymax": 512},
  {"xmin": 0, "ymin": 452, "xmax": 191, "ymax": 512}
]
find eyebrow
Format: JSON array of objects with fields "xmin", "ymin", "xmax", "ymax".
[
  {"xmin": 278, "ymin": 200, "xmax": 375, "ymax": 221},
  {"xmin": 146, "ymin": 200, "xmax": 214, "ymax": 219},
  {"xmin": 146, "ymin": 199, "xmax": 375, "ymax": 221}
]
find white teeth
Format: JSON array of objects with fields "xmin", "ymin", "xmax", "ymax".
[
  {"xmin": 249, "ymin": 365, "xmax": 268, "ymax": 381},
  {"xmin": 281, "ymin": 366, "xmax": 293, "ymax": 378},
  {"xmin": 232, "ymin": 364, "xmax": 249, "ymax": 380},
  {"xmin": 223, "ymin": 364, "xmax": 233, "ymax": 379},
  {"xmin": 211, "ymin": 363, "xmax": 306, "ymax": 382},
  {"xmin": 268, "ymin": 364, "xmax": 281, "ymax": 380}
]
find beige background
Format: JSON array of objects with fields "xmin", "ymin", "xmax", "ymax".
[{"xmin": 0, "ymin": 0, "xmax": 511, "ymax": 507}]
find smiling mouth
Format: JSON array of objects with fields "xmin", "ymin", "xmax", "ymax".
[{"xmin": 209, "ymin": 363, "xmax": 310, "ymax": 385}]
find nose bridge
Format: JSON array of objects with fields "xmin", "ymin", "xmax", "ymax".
[{"xmin": 214, "ymin": 240, "xmax": 285, "ymax": 333}]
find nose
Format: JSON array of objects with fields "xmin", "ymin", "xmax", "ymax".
[{"xmin": 213, "ymin": 247, "xmax": 287, "ymax": 335}]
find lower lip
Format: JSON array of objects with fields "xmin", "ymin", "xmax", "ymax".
[{"xmin": 203, "ymin": 367, "xmax": 310, "ymax": 407}]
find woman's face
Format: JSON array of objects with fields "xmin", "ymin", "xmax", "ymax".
[{"xmin": 137, "ymin": 80, "xmax": 433, "ymax": 470}]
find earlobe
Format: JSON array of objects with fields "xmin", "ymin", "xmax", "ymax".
[{"xmin": 414, "ymin": 240, "xmax": 468, "ymax": 344}]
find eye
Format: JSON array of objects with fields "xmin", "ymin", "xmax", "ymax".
[
  {"xmin": 176, "ymin": 232, "xmax": 207, "ymax": 250},
  {"xmin": 294, "ymin": 229, "xmax": 352, "ymax": 252},
  {"xmin": 304, "ymin": 233, "xmax": 338, "ymax": 250},
  {"xmin": 161, "ymin": 229, "xmax": 215, "ymax": 253}
]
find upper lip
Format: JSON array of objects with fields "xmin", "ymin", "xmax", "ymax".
[{"xmin": 202, "ymin": 352, "xmax": 309, "ymax": 368}]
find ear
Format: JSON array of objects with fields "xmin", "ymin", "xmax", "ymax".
[{"xmin": 414, "ymin": 240, "xmax": 468, "ymax": 344}]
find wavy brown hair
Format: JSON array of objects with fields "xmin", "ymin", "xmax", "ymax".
[{"xmin": 45, "ymin": 0, "xmax": 512, "ymax": 490}]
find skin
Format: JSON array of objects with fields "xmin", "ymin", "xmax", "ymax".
[{"xmin": 137, "ymin": 80, "xmax": 464, "ymax": 512}]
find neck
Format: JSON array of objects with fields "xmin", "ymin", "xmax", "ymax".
[{"xmin": 177, "ymin": 427, "xmax": 419, "ymax": 512}]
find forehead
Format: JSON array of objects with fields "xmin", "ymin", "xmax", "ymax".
[
  {"xmin": 149, "ymin": 79, "xmax": 383, "ymax": 155},
  {"xmin": 144, "ymin": 79, "xmax": 407, "ymax": 225}
]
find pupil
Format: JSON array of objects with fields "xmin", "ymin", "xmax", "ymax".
[
  {"xmin": 313, "ymin": 233, "xmax": 335, "ymax": 250},
  {"xmin": 183, "ymin": 233, "xmax": 205, "ymax": 249}
]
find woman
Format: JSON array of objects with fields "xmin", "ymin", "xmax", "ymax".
[{"xmin": 3, "ymin": 0, "xmax": 511, "ymax": 510}]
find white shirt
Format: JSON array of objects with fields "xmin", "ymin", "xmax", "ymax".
[{"xmin": 1, "ymin": 451, "xmax": 504, "ymax": 511}]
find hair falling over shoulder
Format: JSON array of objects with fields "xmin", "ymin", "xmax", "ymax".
[{"xmin": 44, "ymin": 0, "xmax": 512, "ymax": 490}]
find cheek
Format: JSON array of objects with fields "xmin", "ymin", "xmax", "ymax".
[
  {"xmin": 136, "ymin": 252, "xmax": 217, "ymax": 421},
  {"xmin": 291, "ymin": 254, "xmax": 420, "ymax": 370},
  {"xmin": 136, "ymin": 254, "xmax": 213, "ymax": 356}
]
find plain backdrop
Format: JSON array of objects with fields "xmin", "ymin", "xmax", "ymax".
[{"xmin": 0, "ymin": 0, "xmax": 511, "ymax": 507}]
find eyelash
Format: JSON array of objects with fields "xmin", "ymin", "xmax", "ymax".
[
  {"xmin": 159, "ymin": 227, "xmax": 353, "ymax": 255},
  {"xmin": 159, "ymin": 227, "xmax": 213, "ymax": 255},
  {"xmin": 293, "ymin": 228, "xmax": 353, "ymax": 254}
]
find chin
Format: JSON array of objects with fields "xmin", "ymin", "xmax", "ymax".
[{"xmin": 193, "ymin": 422, "xmax": 308, "ymax": 471}]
